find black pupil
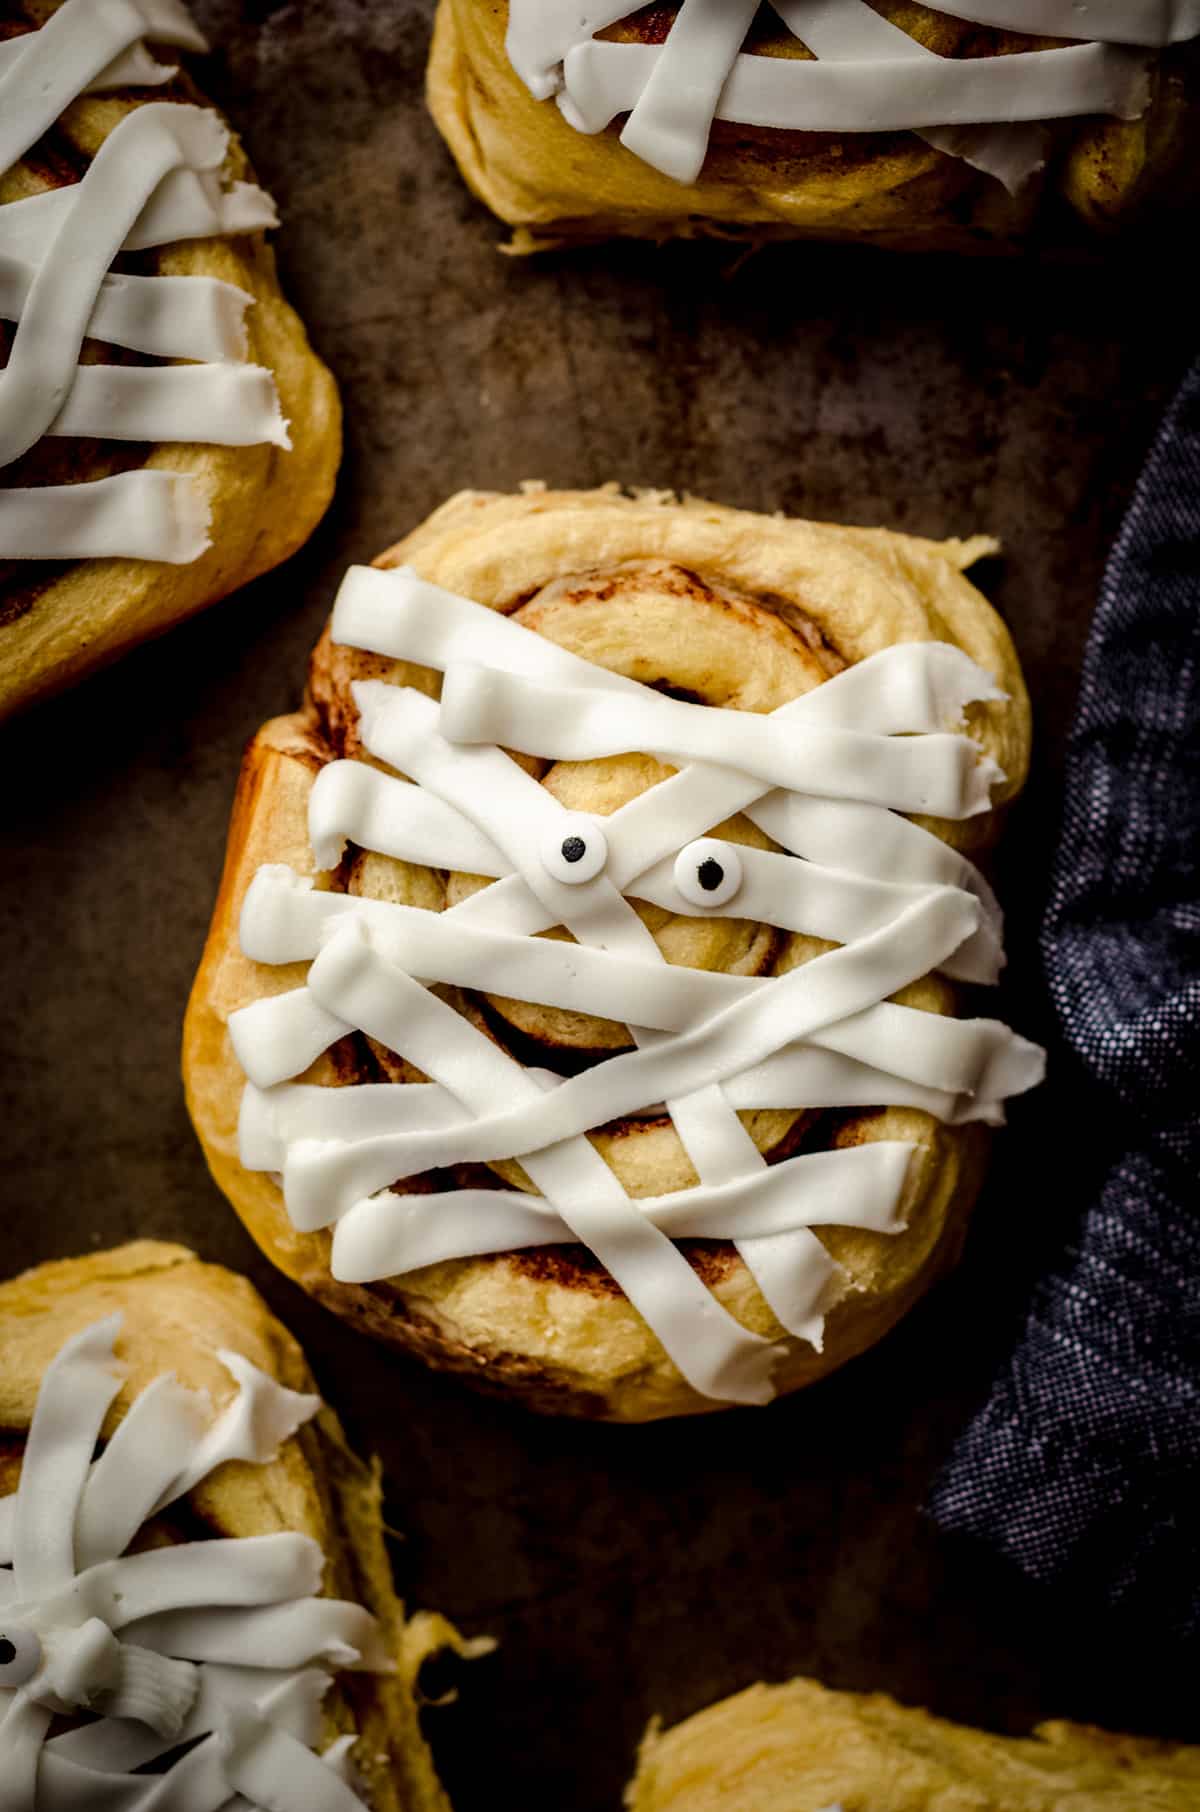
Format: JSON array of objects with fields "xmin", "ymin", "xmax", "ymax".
[
  {"xmin": 561, "ymin": 835, "xmax": 587, "ymax": 865},
  {"xmin": 697, "ymin": 858, "xmax": 725, "ymax": 892},
  {"xmin": 0, "ymin": 1638, "xmax": 15, "ymax": 1666}
]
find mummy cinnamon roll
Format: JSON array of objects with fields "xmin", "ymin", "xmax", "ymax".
[
  {"xmin": 184, "ymin": 485, "xmax": 1043, "ymax": 1421},
  {"xmin": 0, "ymin": 1241, "xmax": 478, "ymax": 1811},
  {"xmin": 627, "ymin": 1676, "xmax": 1200, "ymax": 1812},
  {"xmin": 427, "ymin": 1, "xmax": 1200, "ymax": 251},
  {"xmin": 0, "ymin": 0, "xmax": 340, "ymax": 718}
]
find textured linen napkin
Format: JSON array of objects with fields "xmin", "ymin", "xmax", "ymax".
[{"xmin": 929, "ymin": 357, "xmax": 1200, "ymax": 1647}]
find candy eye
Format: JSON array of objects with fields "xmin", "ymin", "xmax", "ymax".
[
  {"xmin": 0, "ymin": 1626, "xmax": 42, "ymax": 1689},
  {"xmin": 540, "ymin": 815, "xmax": 608, "ymax": 885},
  {"xmin": 674, "ymin": 839, "xmax": 743, "ymax": 909}
]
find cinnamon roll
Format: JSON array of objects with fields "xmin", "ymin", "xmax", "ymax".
[
  {"xmin": 184, "ymin": 484, "xmax": 1043, "ymax": 1422},
  {"xmin": 627, "ymin": 1676, "xmax": 1200, "ymax": 1811},
  {"xmin": 0, "ymin": 1240, "xmax": 481, "ymax": 1811},
  {"xmin": 0, "ymin": 0, "xmax": 340, "ymax": 718},
  {"xmin": 427, "ymin": 1, "xmax": 1200, "ymax": 251}
]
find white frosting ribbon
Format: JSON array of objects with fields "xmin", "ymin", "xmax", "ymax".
[
  {"xmin": 0, "ymin": 473, "xmax": 212, "ymax": 564},
  {"xmin": 0, "ymin": 0, "xmax": 206, "ymax": 175},
  {"xmin": 437, "ymin": 663, "xmax": 1002, "ymax": 818},
  {"xmin": 559, "ymin": 40, "xmax": 1150, "ymax": 138},
  {"xmin": 618, "ymin": 0, "xmax": 762, "ymax": 184},
  {"xmin": 503, "ymin": 0, "xmax": 1194, "ymax": 188},
  {"xmin": 1, "ymin": 174, "xmax": 277, "ymax": 268},
  {"xmin": 328, "ymin": 1140, "xmax": 913, "ymax": 1282},
  {"xmin": 770, "ymin": 0, "xmax": 1048, "ymax": 193},
  {"xmin": 230, "ymin": 567, "xmax": 1045, "ymax": 1401},
  {"xmin": 0, "ymin": 263, "xmax": 252, "ymax": 365},
  {"xmin": 0, "ymin": 0, "xmax": 288, "ymax": 566},
  {"xmin": 0, "ymin": 1317, "xmax": 381, "ymax": 1809}
]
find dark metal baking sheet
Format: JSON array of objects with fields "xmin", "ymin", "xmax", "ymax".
[{"xmin": 1, "ymin": 5, "xmax": 1195, "ymax": 1807}]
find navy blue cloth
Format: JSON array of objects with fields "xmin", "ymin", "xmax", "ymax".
[{"xmin": 929, "ymin": 358, "xmax": 1200, "ymax": 1647}]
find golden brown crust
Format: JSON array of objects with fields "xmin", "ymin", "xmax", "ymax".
[
  {"xmin": 0, "ymin": 5, "xmax": 341, "ymax": 719},
  {"xmin": 626, "ymin": 1676, "xmax": 1200, "ymax": 1811},
  {"xmin": 426, "ymin": 0, "xmax": 1198, "ymax": 252},
  {"xmin": 0, "ymin": 1241, "xmax": 461, "ymax": 1812},
  {"xmin": 184, "ymin": 484, "xmax": 1029, "ymax": 1422}
]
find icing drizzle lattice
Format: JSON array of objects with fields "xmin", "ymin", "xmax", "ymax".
[
  {"xmin": 0, "ymin": 0, "xmax": 286, "ymax": 565},
  {"xmin": 0, "ymin": 1317, "xmax": 382, "ymax": 1809},
  {"xmin": 230, "ymin": 565, "xmax": 1045, "ymax": 1405}
]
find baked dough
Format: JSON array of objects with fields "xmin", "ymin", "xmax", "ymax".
[
  {"xmin": 626, "ymin": 1676, "xmax": 1200, "ymax": 1811},
  {"xmin": 0, "ymin": 1240, "xmax": 471, "ymax": 1812},
  {"xmin": 0, "ymin": 0, "xmax": 340, "ymax": 719},
  {"xmin": 184, "ymin": 484, "xmax": 1036, "ymax": 1421},
  {"xmin": 427, "ymin": 1, "xmax": 1199, "ymax": 251}
]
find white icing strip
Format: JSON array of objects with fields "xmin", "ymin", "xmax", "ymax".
[
  {"xmin": 0, "ymin": 0, "xmax": 206, "ymax": 174},
  {"xmin": 68, "ymin": 1534, "xmax": 323, "ymax": 1632},
  {"xmin": 10, "ymin": 1318, "xmax": 125, "ymax": 1599},
  {"xmin": 238, "ymin": 1080, "xmax": 470, "ymax": 1171},
  {"xmin": 308, "ymin": 760, "xmax": 507, "ymax": 876},
  {"xmin": 121, "ymin": 1598, "xmax": 379, "ymax": 1671},
  {"xmin": 329, "ymin": 563, "xmax": 641, "ymax": 695},
  {"xmin": 0, "ymin": 38, "xmax": 177, "ymax": 91},
  {"xmin": 505, "ymin": 0, "xmax": 632, "ymax": 98},
  {"xmin": 0, "ymin": 1698, "xmax": 53, "ymax": 1812},
  {"xmin": 220, "ymin": 1702, "xmax": 366, "ymax": 1812},
  {"xmin": 629, "ymin": 839, "xmax": 1000, "ymax": 984},
  {"xmin": 0, "ymin": 472, "xmax": 212, "ymax": 563},
  {"xmin": 291, "ymin": 890, "xmax": 974, "ymax": 1185},
  {"xmin": 227, "ymin": 986, "xmax": 354, "ymax": 1092},
  {"xmin": 327, "ymin": 1141, "xmax": 913, "ymax": 1282},
  {"xmin": 47, "ymin": 363, "xmax": 290, "ymax": 449},
  {"xmin": 560, "ymin": 40, "xmax": 1150, "ymax": 136},
  {"xmin": 723, "ymin": 1043, "xmax": 994, "ymax": 1124},
  {"xmin": 161, "ymin": 1352, "xmax": 320, "ymax": 1508},
  {"xmin": 770, "ymin": 0, "xmax": 1047, "ymax": 193},
  {"xmin": 795, "ymin": 1003, "xmax": 1044, "ymax": 1104},
  {"xmin": 0, "ymin": 259, "xmax": 252, "ymax": 364},
  {"xmin": 618, "ymin": 0, "xmax": 761, "ymax": 184},
  {"xmin": 439, "ymin": 663, "xmax": 1001, "ymax": 819},
  {"xmin": 127, "ymin": 173, "xmax": 279, "ymax": 250},
  {"xmin": 74, "ymin": 1377, "xmax": 210, "ymax": 1573},
  {"xmin": 299, "ymin": 920, "xmax": 783, "ymax": 1406},
  {"xmin": 746, "ymin": 792, "xmax": 1002, "ymax": 932},
  {"xmin": 0, "ymin": 175, "xmax": 277, "ymax": 267},
  {"xmin": 924, "ymin": 0, "xmax": 1200, "ymax": 44}
]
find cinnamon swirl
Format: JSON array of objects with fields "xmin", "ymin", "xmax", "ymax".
[{"xmin": 184, "ymin": 485, "xmax": 1042, "ymax": 1422}]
